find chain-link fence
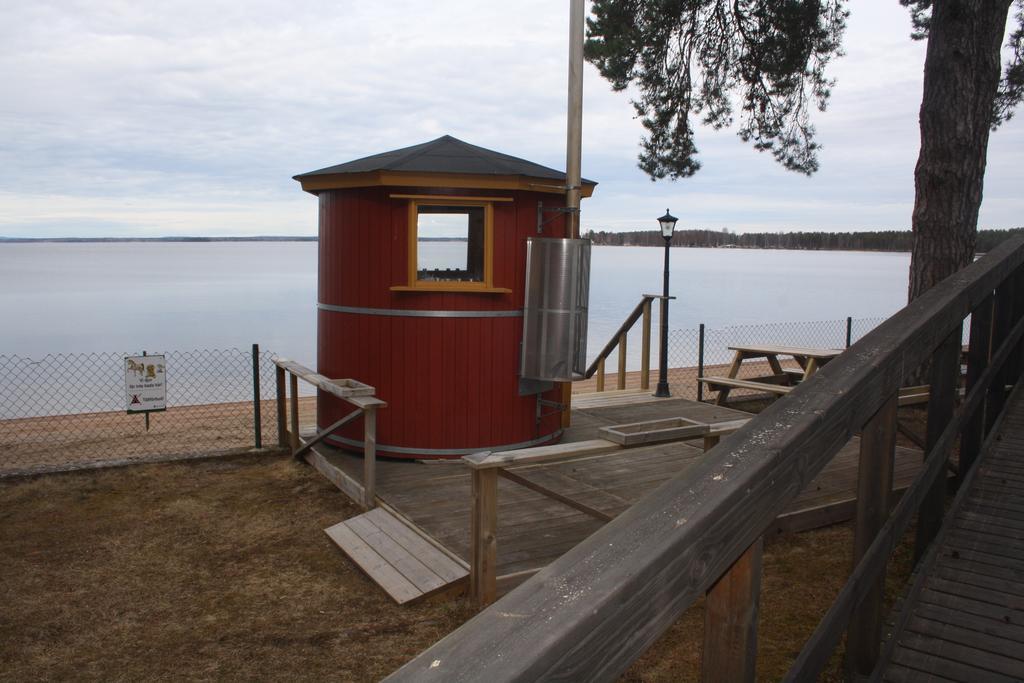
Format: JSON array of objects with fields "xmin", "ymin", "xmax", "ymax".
[
  {"xmin": 0, "ymin": 346, "xmax": 287, "ymax": 477},
  {"xmin": 575, "ymin": 316, "xmax": 889, "ymax": 399},
  {"xmin": 4, "ymin": 318, "xmax": 896, "ymax": 476}
]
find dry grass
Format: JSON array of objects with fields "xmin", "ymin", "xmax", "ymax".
[
  {"xmin": 1, "ymin": 450, "xmax": 919, "ymax": 681},
  {"xmin": 0, "ymin": 454, "xmax": 473, "ymax": 682}
]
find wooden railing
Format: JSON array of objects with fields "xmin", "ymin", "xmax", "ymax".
[
  {"xmin": 274, "ymin": 358, "xmax": 386, "ymax": 509},
  {"xmin": 461, "ymin": 418, "xmax": 749, "ymax": 608},
  {"xmin": 386, "ymin": 235, "xmax": 1024, "ymax": 682},
  {"xmin": 584, "ymin": 294, "xmax": 667, "ymax": 391}
]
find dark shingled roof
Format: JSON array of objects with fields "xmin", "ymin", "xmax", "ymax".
[{"xmin": 293, "ymin": 135, "xmax": 595, "ymax": 185}]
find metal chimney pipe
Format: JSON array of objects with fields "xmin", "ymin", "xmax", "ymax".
[{"xmin": 565, "ymin": 0, "xmax": 584, "ymax": 239}]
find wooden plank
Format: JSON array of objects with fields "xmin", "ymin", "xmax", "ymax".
[
  {"xmin": 470, "ymin": 468, "xmax": 498, "ymax": 607},
  {"xmin": 702, "ymin": 537, "xmax": 762, "ymax": 683},
  {"xmin": 364, "ymin": 508, "xmax": 467, "ymax": 583},
  {"xmin": 961, "ymin": 294, "xmax": 994, "ymax": 476},
  {"xmin": 915, "ymin": 328, "xmax": 962, "ymax": 561},
  {"xmin": 363, "ymin": 405, "xmax": 377, "ymax": 508},
  {"xmin": 323, "ymin": 521, "xmax": 421, "ymax": 604},
  {"xmin": 930, "ymin": 563, "xmax": 1024, "ymax": 598},
  {"xmin": 938, "ymin": 544, "xmax": 1024, "ymax": 577},
  {"xmin": 305, "ymin": 450, "xmax": 366, "ymax": 504},
  {"xmin": 698, "ymin": 376, "xmax": 793, "ymax": 395},
  {"xmin": 911, "ymin": 602, "xmax": 1024, "ymax": 643},
  {"xmin": 293, "ymin": 408, "xmax": 363, "ymax": 460},
  {"xmin": 918, "ymin": 587, "xmax": 1019, "ymax": 626},
  {"xmin": 727, "ymin": 344, "xmax": 842, "ymax": 359},
  {"xmin": 882, "ymin": 662, "xmax": 957, "ymax": 683},
  {"xmin": 847, "ymin": 393, "xmax": 897, "ymax": 678},
  {"xmin": 345, "ymin": 514, "xmax": 446, "ymax": 595},
  {"xmin": 640, "ymin": 299, "xmax": 652, "ymax": 391},
  {"xmin": 893, "ymin": 631, "xmax": 1024, "ymax": 680},
  {"xmin": 274, "ymin": 358, "xmax": 376, "ymax": 398},
  {"xmin": 617, "ymin": 332, "xmax": 627, "ymax": 390},
  {"xmin": 463, "ymin": 439, "xmax": 621, "ymax": 470},
  {"xmin": 889, "ymin": 644, "xmax": 1017, "ymax": 683},
  {"xmin": 498, "ymin": 469, "xmax": 614, "ymax": 522},
  {"xmin": 599, "ymin": 417, "xmax": 708, "ymax": 446}
]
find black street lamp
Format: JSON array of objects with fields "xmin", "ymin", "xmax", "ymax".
[{"xmin": 654, "ymin": 209, "xmax": 678, "ymax": 398}]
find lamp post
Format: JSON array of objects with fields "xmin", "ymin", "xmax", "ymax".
[{"xmin": 654, "ymin": 209, "xmax": 678, "ymax": 397}]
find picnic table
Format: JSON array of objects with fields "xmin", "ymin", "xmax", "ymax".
[{"xmin": 699, "ymin": 344, "xmax": 844, "ymax": 405}]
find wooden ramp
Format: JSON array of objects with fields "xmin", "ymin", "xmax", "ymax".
[
  {"xmin": 324, "ymin": 507, "xmax": 468, "ymax": 605},
  {"xmin": 879, "ymin": 394, "xmax": 1024, "ymax": 681}
]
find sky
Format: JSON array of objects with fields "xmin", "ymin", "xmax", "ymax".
[{"xmin": 0, "ymin": 1, "xmax": 1021, "ymax": 238}]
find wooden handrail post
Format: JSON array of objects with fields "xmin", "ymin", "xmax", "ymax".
[
  {"xmin": 363, "ymin": 405, "xmax": 378, "ymax": 508},
  {"xmin": 846, "ymin": 393, "xmax": 897, "ymax": 678},
  {"xmin": 961, "ymin": 293, "xmax": 994, "ymax": 477},
  {"xmin": 289, "ymin": 372, "xmax": 300, "ymax": 456},
  {"xmin": 641, "ymin": 298, "xmax": 652, "ymax": 390},
  {"xmin": 703, "ymin": 537, "xmax": 763, "ymax": 683},
  {"xmin": 470, "ymin": 468, "xmax": 499, "ymax": 608},
  {"xmin": 987, "ymin": 276, "xmax": 1016, "ymax": 432},
  {"xmin": 276, "ymin": 365, "xmax": 288, "ymax": 448},
  {"xmin": 596, "ymin": 357, "xmax": 606, "ymax": 392},
  {"xmin": 1010, "ymin": 265, "xmax": 1024, "ymax": 384},
  {"xmin": 617, "ymin": 332, "xmax": 627, "ymax": 390},
  {"xmin": 914, "ymin": 327, "xmax": 962, "ymax": 563}
]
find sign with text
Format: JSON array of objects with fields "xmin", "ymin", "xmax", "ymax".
[{"xmin": 125, "ymin": 355, "xmax": 166, "ymax": 414}]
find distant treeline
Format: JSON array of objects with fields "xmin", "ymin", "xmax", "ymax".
[{"xmin": 585, "ymin": 228, "xmax": 1024, "ymax": 253}]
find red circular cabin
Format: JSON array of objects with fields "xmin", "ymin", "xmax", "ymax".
[{"xmin": 294, "ymin": 136, "xmax": 596, "ymax": 459}]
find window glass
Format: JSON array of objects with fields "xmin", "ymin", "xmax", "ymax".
[{"xmin": 416, "ymin": 205, "xmax": 485, "ymax": 282}]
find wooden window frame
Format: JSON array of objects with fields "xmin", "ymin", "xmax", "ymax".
[{"xmin": 391, "ymin": 197, "xmax": 510, "ymax": 293}]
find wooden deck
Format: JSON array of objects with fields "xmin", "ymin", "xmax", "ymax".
[
  {"xmin": 879, "ymin": 390, "xmax": 1024, "ymax": 681},
  {"xmin": 312, "ymin": 392, "xmax": 924, "ymax": 597}
]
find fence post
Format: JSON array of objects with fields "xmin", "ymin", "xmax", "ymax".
[
  {"xmin": 363, "ymin": 405, "xmax": 377, "ymax": 509},
  {"xmin": 846, "ymin": 393, "xmax": 897, "ymax": 677},
  {"xmin": 276, "ymin": 365, "xmax": 287, "ymax": 448},
  {"xmin": 914, "ymin": 327, "xmax": 962, "ymax": 563},
  {"xmin": 289, "ymin": 372, "xmax": 300, "ymax": 455},
  {"xmin": 251, "ymin": 344, "xmax": 262, "ymax": 449},
  {"xmin": 845, "ymin": 317, "xmax": 852, "ymax": 348},
  {"xmin": 596, "ymin": 357, "xmax": 605, "ymax": 392},
  {"xmin": 702, "ymin": 430, "xmax": 761, "ymax": 682},
  {"xmin": 617, "ymin": 332, "xmax": 627, "ymax": 390},
  {"xmin": 470, "ymin": 467, "xmax": 498, "ymax": 608},
  {"xmin": 986, "ymin": 276, "xmax": 1015, "ymax": 433},
  {"xmin": 697, "ymin": 323, "xmax": 705, "ymax": 402},
  {"xmin": 641, "ymin": 298, "xmax": 652, "ymax": 390},
  {"xmin": 703, "ymin": 537, "xmax": 763, "ymax": 683},
  {"xmin": 961, "ymin": 294, "xmax": 994, "ymax": 478}
]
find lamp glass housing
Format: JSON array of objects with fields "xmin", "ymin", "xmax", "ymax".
[{"xmin": 658, "ymin": 209, "xmax": 678, "ymax": 239}]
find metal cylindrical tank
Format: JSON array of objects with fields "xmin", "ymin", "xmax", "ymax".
[{"xmin": 295, "ymin": 136, "xmax": 596, "ymax": 459}]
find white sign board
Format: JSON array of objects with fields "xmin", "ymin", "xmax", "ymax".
[{"xmin": 125, "ymin": 355, "xmax": 167, "ymax": 413}]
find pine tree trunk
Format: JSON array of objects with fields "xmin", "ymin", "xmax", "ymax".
[{"xmin": 908, "ymin": 0, "xmax": 1013, "ymax": 302}]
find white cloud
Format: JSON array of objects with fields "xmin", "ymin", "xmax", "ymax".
[{"xmin": 0, "ymin": 1, "xmax": 1020, "ymax": 237}]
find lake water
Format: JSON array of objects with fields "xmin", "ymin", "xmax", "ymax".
[{"xmin": 0, "ymin": 242, "xmax": 910, "ymax": 365}]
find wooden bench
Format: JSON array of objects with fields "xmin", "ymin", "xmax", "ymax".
[{"xmin": 698, "ymin": 376, "xmax": 794, "ymax": 405}]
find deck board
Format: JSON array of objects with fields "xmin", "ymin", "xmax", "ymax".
[
  {"xmin": 323, "ymin": 507, "xmax": 468, "ymax": 604},
  {"xmin": 310, "ymin": 396, "xmax": 928, "ymax": 592},
  {"xmin": 881, "ymin": 390, "xmax": 1024, "ymax": 681}
]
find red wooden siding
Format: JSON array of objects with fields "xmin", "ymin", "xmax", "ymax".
[{"xmin": 317, "ymin": 186, "xmax": 570, "ymax": 458}]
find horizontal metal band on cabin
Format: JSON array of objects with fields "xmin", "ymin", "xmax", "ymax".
[
  {"xmin": 317, "ymin": 303, "xmax": 523, "ymax": 318},
  {"xmin": 325, "ymin": 430, "xmax": 563, "ymax": 456}
]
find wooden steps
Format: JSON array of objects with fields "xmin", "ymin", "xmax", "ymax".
[{"xmin": 324, "ymin": 506, "xmax": 468, "ymax": 605}]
